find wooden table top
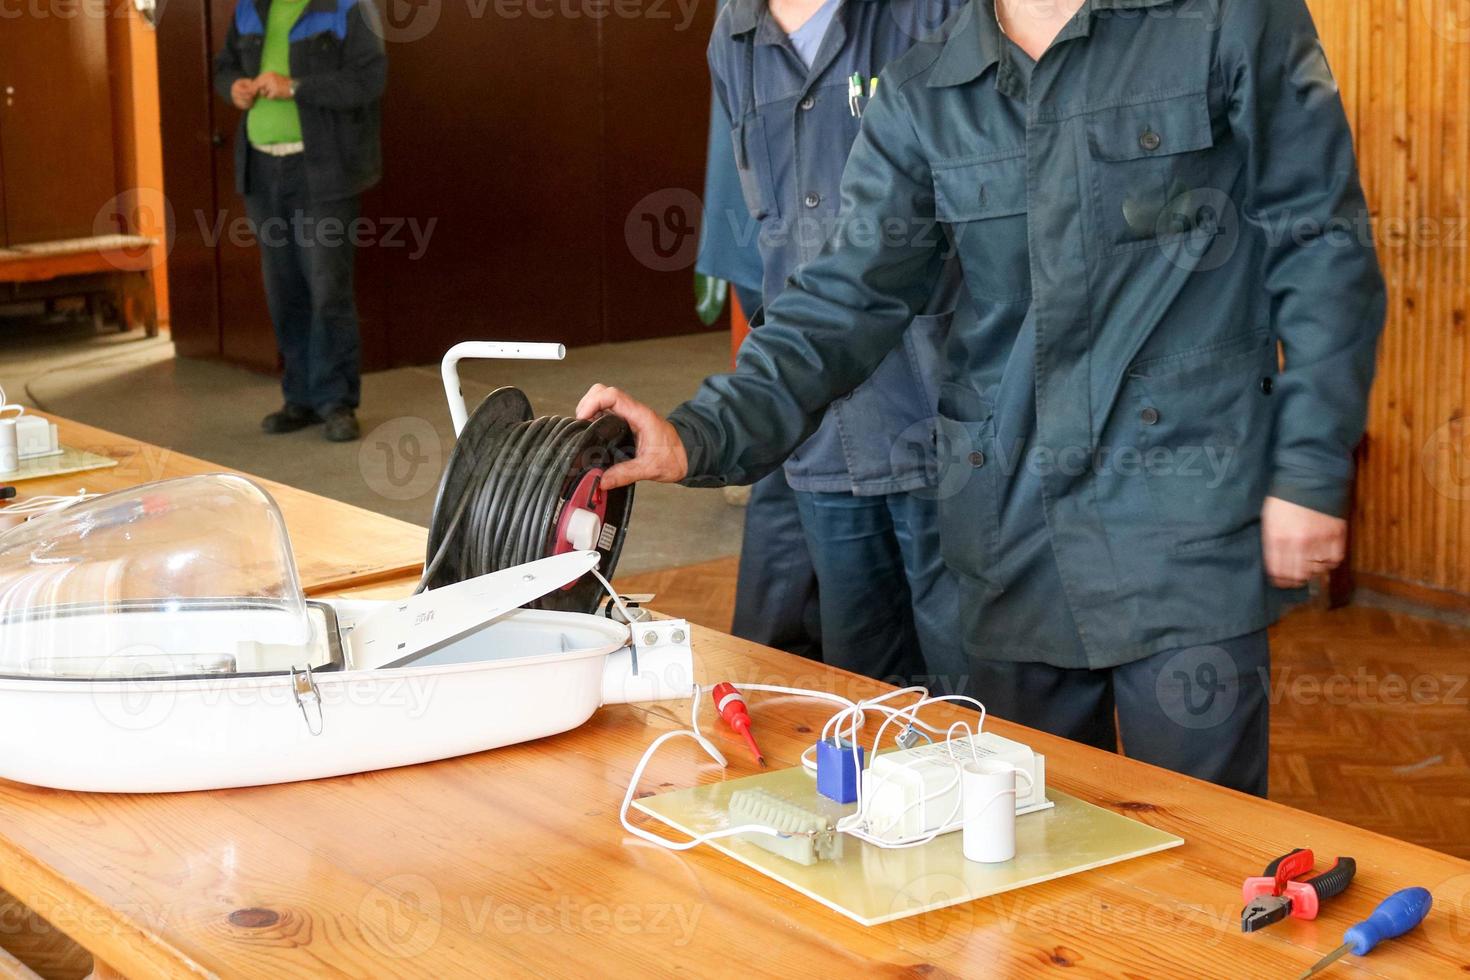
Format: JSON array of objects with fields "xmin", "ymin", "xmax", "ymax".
[
  {"xmin": 3, "ymin": 414, "xmax": 427, "ymax": 595},
  {"xmin": 0, "ymin": 572, "xmax": 1465, "ymax": 979}
]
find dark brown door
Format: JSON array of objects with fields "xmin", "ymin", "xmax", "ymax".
[
  {"xmin": 209, "ymin": 0, "xmax": 279, "ymax": 372},
  {"xmin": 0, "ymin": 15, "xmax": 116, "ymax": 245},
  {"xmin": 374, "ymin": 6, "xmax": 606, "ymax": 362},
  {"xmin": 156, "ymin": 0, "xmax": 224, "ymax": 357},
  {"xmin": 600, "ymin": 14, "xmax": 718, "ymax": 343}
]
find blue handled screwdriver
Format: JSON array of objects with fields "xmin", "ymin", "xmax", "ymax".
[{"xmin": 1297, "ymin": 887, "xmax": 1433, "ymax": 978}]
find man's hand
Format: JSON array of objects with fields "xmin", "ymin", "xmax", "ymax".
[
  {"xmin": 230, "ymin": 77, "xmax": 258, "ymax": 110},
  {"xmin": 254, "ymin": 72, "xmax": 293, "ymax": 100},
  {"xmin": 1261, "ymin": 495, "xmax": 1347, "ymax": 589},
  {"xmin": 576, "ymin": 385, "xmax": 688, "ymax": 490}
]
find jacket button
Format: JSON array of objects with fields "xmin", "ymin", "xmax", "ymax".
[
  {"xmin": 799, "ymin": 95, "xmax": 815, "ymax": 111},
  {"xmin": 804, "ymin": 192, "xmax": 821, "ymax": 208},
  {"xmin": 1260, "ymin": 376, "xmax": 1274, "ymax": 395},
  {"xmin": 968, "ymin": 450, "xmax": 986, "ymax": 468},
  {"xmin": 1139, "ymin": 129, "xmax": 1162, "ymax": 152},
  {"xmin": 1140, "ymin": 407, "xmax": 1160, "ymax": 425}
]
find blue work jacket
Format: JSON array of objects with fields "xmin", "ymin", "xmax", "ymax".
[
  {"xmin": 672, "ymin": 0, "xmax": 1386, "ymax": 668},
  {"xmin": 708, "ymin": 0, "xmax": 970, "ymax": 495},
  {"xmin": 698, "ymin": 91, "xmax": 765, "ymax": 296},
  {"xmin": 214, "ymin": 0, "xmax": 386, "ymax": 202}
]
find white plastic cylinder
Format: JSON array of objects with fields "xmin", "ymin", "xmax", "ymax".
[
  {"xmin": 962, "ymin": 760, "xmax": 1021, "ymax": 863},
  {"xmin": 0, "ymin": 419, "xmax": 18, "ymax": 475}
]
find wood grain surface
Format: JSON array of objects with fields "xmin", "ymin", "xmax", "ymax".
[
  {"xmin": 2, "ymin": 572, "xmax": 1463, "ymax": 978},
  {"xmin": 3, "ymin": 414, "xmax": 427, "ymax": 595},
  {"xmin": 1308, "ymin": 0, "xmax": 1470, "ymax": 602}
]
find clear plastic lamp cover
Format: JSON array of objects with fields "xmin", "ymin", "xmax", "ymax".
[{"xmin": 0, "ymin": 475, "xmax": 320, "ymax": 679}]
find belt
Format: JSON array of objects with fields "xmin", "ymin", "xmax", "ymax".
[{"xmin": 251, "ymin": 141, "xmax": 306, "ymax": 157}]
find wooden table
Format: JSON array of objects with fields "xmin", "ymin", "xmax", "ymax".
[
  {"xmin": 7, "ymin": 414, "xmax": 427, "ymax": 595},
  {"xmin": 1, "ymin": 568, "xmax": 1466, "ymax": 978}
]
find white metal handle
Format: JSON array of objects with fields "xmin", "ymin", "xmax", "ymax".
[{"xmin": 441, "ymin": 341, "xmax": 565, "ymax": 436}]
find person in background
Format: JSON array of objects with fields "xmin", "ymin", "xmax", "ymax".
[
  {"xmin": 698, "ymin": 84, "xmax": 823, "ymax": 663},
  {"xmin": 214, "ymin": 0, "xmax": 386, "ymax": 442},
  {"xmin": 691, "ymin": 0, "xmax": 973, "ymax": 690},
  {"xmin": 579, "ymin": 0, "xmax": 1385, "ymax": 796}
]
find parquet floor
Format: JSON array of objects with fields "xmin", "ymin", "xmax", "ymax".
[{"xmin": 616, "ymin": 557, "xmax": 1470, "ymax": 860}]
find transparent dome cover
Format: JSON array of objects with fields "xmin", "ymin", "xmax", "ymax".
[{"xmin": 0, "ymin": 474, "xmax": 336, "ymax": 680}]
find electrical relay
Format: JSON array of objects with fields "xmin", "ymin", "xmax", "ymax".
[{"xmin": 859, "ymin": 731, "xmax": 1052, "ymax": 845}]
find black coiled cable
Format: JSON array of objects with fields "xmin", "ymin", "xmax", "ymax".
[{"xmin": 418, "ymin": 387, "xmax": 636, "ymax": 613}]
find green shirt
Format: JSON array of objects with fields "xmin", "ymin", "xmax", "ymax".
[{"xmin": 246, "ymin": 0, "xmax": 309, "ymax": 146}]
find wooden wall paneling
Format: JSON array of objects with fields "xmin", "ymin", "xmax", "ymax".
[
  {"xmin": 156, "ymin": 0, "xmax": 224, "ymax": 356},
  {"xmin": 1308, "ymin": 0, "xmax": 1470, "ymax": 605},
  {"xmin": 105, "ymin": 0, "xmax": 171, "ymax": 326},
  {"xmin": 0, "ymin": 12, "xmax": 116, "ymax": 245},
  {"xmin": 598, "ymin": 8, "xmax": 718, "ymax": 343},
  {"xmin": 375, "ymin": 9, "xmax": 605, "ymax": 363}
]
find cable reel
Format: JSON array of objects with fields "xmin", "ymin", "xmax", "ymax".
[{"xmin": 421, "ymin": 385, "xmax": 636, "ymax": 613}]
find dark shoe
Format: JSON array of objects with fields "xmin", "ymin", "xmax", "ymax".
[
  {"xmin": 261, "ymin": 404, "xmax": 320, "ymax": 434},
  {"xmin": 323, "ymin": 407, "xmax": 361, "ymax": 442}
]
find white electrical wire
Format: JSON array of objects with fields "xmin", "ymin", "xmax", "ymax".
[
  {"xmin": 1, "ymin": 491, "xmax": 96, "ymax": 519},
  {"xmin": 0, "ymin": 385, "xmax": 23, "ymax": 418},
  {"xmin": 586, "ymin": 570, "xmax": 1003, "ymax": 855},
  {"xmin": 617, "ymin": 679, "xmax": 996, "ymax": 853}
]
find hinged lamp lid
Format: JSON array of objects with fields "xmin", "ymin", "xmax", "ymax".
[{"xmin": 0, "ymin": 474, "xmax": 329, "ymax": 680}]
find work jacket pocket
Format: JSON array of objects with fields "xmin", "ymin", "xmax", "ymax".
[
  {"xmin": 1127, "ymin": 332, "xmax": 1277, "ymax": 552},
  {"xmin": 933, "ymin": 152, "xmax": 1030, "ymax": 303},
  {"xmin": 301, "ymin": 31, "xmax": 344, "ymax": 73},
  {"xmin": 1086, "ymin": 90, "xmax": 1220, "ymax": 253},
  {"xmin": 932, "ymin": 382, "xmax": 1001, "ymax": 582},
  {"xmin": 730, "ymin": 116, "xmax": 781, "ymax": 222}
]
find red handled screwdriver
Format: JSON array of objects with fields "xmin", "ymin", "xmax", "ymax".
[{"xmin": 711, "ymin": 682, "xmax": 766, "ymax": 766}]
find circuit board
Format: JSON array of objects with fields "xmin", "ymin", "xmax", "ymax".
[
  {"xmin": 633, "ymin": 761, "xmax": 1183, "ymax": 926},
  {"xmin": 7, "ymin": 444, "xmax": 117, "ymax": 483}
]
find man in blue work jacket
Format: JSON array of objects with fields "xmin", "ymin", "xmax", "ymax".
[
  {"xmin": 697, "ymin": 0, "xmax": 974, "ymax": 688},
  {"xmin": 581, "ymin": 0, "xmax": 1386, "ymax": 796},
  {"xmin": 698, "ymin": 85, "xmax": 824, "ymax": 664},
  {"xmin": 214, "ymin": 0, "xmax": 386, "ymax": 442}
]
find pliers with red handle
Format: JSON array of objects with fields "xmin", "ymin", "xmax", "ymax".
[{"xmin": 1241, "ymin": 848, "xmax": 1357, "ymax": 933}]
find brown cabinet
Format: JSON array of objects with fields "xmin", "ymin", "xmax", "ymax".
[
  {"xmin": 0, "ymin": 15, "xmax": 117, "ymax": 246},
  {"xmin": 160, "ymin": 0, "xmax": 717, "ymax": 372}
]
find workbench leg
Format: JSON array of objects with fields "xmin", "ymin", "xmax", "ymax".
[
  {"xmin": 0, "ymin": 889, "xmax": 91, "ymax": 980},
  {"xmin": 88, "ymin": 959, "xmax": 125, "ymax": 980}
]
